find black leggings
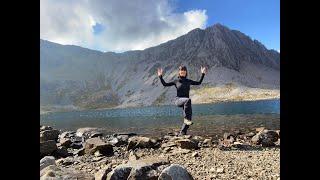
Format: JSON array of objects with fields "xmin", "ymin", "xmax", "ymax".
[{"xmin": 174, "ymin": 97, "xmax": 192, "ymax": 135}]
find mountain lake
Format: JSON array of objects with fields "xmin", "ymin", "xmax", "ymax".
[{"xmin": 40, "ymin": 99, "xmax": 280, "ymax": 137}]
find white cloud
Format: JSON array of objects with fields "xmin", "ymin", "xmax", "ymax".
[{"xmin": 40, "ymin": 0, "xmax": 208, "ymax": 52}]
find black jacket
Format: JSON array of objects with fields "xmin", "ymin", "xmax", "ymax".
[{"xmin": 158, "ymin": 73, "xmax": 205, "ymax": 98}]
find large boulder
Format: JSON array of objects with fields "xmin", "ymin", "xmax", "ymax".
[
  {"xmin": 40, "ymin": 140, "xmax": 57, "ymax": 157},
  {"xmin": 84, "ymin": 137, "xmax": 114, "ymax": 156},
  {"xmin": 158, "ymin": 164, "xmax": 194, "ymax": 180},
  {"xmin": 40, "ymin": 156, "xmax": 56, "ymax": 171},
  {"xmin": 127, "ymin": 136, "xmax": 158, "ymax": 150},
  {"xmin": 40, "ymin": 129, "xmax": 60, "ymax": 142}
]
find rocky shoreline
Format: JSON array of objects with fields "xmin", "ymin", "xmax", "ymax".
[{"xmin": 40, "ymin": 125, "xmax": 280, "ymax": 180}]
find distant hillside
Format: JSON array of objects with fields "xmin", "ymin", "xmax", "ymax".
[{"xmin": 40, "ymin": 23, "xmax": 279, "ymax": 113}]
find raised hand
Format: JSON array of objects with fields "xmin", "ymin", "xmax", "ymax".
[
  {"xmin": 201, "ymin": 66, "xmax": 207, "ymax": 74},
  {"xmin": 157, "ymin": 68, "xmax": 163, "ymax": 76}
]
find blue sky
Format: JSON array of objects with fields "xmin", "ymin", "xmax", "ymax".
[
  {"xmin": 173, "ymin": 0, "xmax": 280, "ymax": 51},
  {"xmin": 41, "ymin": 0, "xmax": 279, "ymax": 52}
]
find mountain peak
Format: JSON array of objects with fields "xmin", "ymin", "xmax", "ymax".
[{"xmin": 206, "ymin": 23, "xmax": 229, "ymax": 30}]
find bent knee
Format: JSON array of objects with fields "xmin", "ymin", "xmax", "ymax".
[{"xmin": 186, "ymin": 98, "xmax": 191, "ymax": 103}]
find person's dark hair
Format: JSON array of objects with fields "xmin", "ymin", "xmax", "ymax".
[{"xmin": 178, "ymin": 65, "xmax": 188, "ymax": 78}]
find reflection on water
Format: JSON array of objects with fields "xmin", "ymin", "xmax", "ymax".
[{"xmin": 40, "ymin": 100, "xmax": 280, "ymax": 137}]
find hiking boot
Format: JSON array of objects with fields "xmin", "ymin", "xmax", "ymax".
[
  {"xmin": 178, "ymin": 131, "xmax": 187, "ymax": 136},
  {"xmin": 184, "ymin": 118, "xmax": 193, "ymax": 125}
]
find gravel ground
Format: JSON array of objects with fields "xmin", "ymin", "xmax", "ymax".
[{"xmin": 62, "ymin": 146, "xmax": 280, "ymax": 180}]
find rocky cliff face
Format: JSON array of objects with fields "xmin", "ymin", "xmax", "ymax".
[{"xmin": 40, "ymin": 23, "xmax": 279, "ymax": 112}]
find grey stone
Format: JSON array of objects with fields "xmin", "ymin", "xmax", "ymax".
[
  {"xmin": 40, "ymin": 156, "xmax": 56, "ymax": 171},
  {"xmin": 158, "ymin": 164, "xmax": 194, "ymax": 180},
  {"xmin": 107, "ymin": 157, "xmax": 169, "ymax": 180}
]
